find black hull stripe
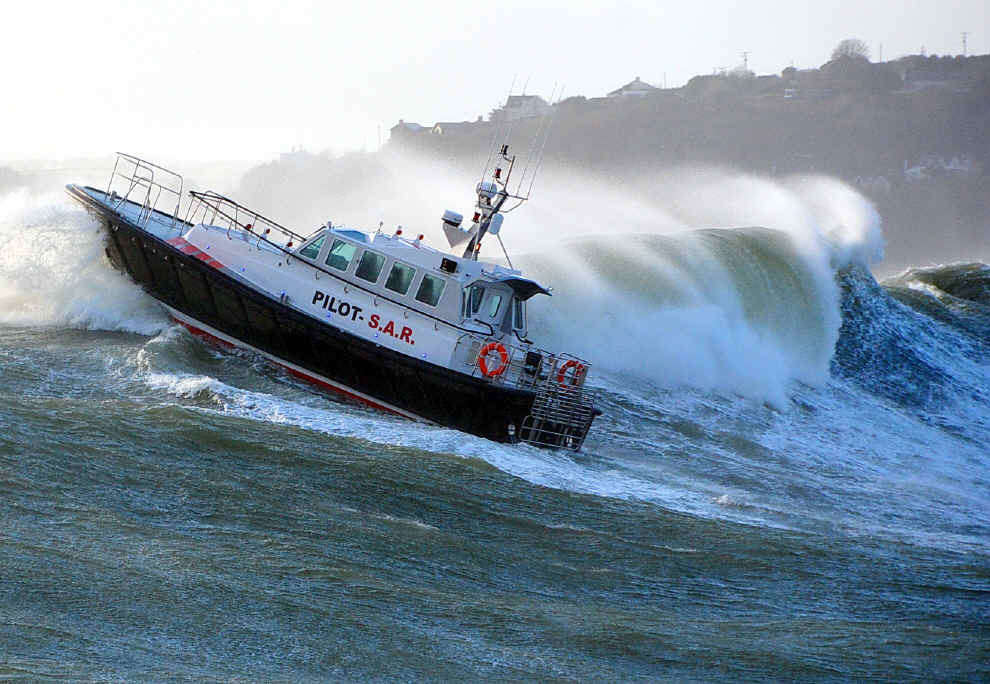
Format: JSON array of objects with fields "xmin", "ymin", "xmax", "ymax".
[{"xmin": 167, "ymin": 306, "xmax": 428, "ymax": 422}]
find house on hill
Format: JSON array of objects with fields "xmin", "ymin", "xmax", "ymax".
[
  {"xmin": 492, "ymin": 95, "xmax": 552, "ymax": 122},
  {"xmin": 431, "ymin": 117, "xmax": 485, "ymax": 135},
  {"xmin": 607, "ymin": 76, "xmax": 657, "ymax": 98},
  {"xmin": 389, "ymin": 119, "xmax": 427, "ymax": 141}
]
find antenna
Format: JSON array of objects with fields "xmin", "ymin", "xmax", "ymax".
[
  {"xmin": 741, "ymin": 51, "xmax": 750, "ymax": 70},
  {"xmin": 519, "ymin": 83, "xmax": 561, "ymax": 201},
  {"xmin": 515, "ymin": 82, "xmax": 558, "ymax": 198},
  {"xmin": 480, "ymin": 75, "xmax": 517, "ymax": 185},
  {"xmin": 460, "ymin": 82, "xmax": 561, "ymax": 262}
]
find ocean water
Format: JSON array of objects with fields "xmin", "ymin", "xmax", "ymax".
[{"xmin": 1, "ymin": 188, "xmax": 988, "ymax": 681}]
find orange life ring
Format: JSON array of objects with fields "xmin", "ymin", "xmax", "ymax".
[
  {"xmin": 557, "ymin": 359, "xmax": 586, "ymax": 389},
  {"xmin": 478, "ymin": 342, "xmax": 510, "ymax": 378}
]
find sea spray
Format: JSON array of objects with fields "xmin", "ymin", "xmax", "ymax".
[
  {"xmin": 1, "ymin": 165, "xmax": 885, "ymax": 408},
  {"xmin": 0, "ymin": 189, "xmax": 166, "ymax": 334},
  {"xmin": 518, "ymin": 172, "xmax": 884, "ymax": 405}
]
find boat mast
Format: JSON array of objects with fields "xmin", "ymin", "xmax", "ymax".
[{"xmin": 462, "ymin": 145, "xmax": 517, "ymax": 261}]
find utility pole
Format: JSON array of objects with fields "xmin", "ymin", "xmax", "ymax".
[
  {"xmin": 741, "ymin": 51, "xmax": 750, "ymax": 71},
  {"xmin": 961, "ymin": 31, "xmax": 969, "ymax": 56}
]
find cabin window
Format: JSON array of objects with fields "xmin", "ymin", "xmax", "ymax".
[
  {"xmin": 325, "ymin": 239, "xmax": 357, "ymax": 271},
  {"xmin": 487, "ymin": 294, "xmax": 503, "ymax": 319},
  {"xmin": 385, "ymin": 262, "xmax": 416, "ymax": 295},
  {"xmin": 299, "ymin": 234, "xmax": 326, "ymax": 260},
  {"xmin": 513, "ymin": 299, "xmax": 525, "ymax": 330},
  {"xmin": 355, "ymin": 250, "xmax": 386, "ymax": 283},
  {"xmin": 463, "ymin": 285, "xmax": 485, "ymax": 317},
  {"xmin": 415, "ymin": 273, "xmax": 446, "ymax": 307}
]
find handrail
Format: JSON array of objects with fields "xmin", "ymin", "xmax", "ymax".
[
  {"xmin": 183, "ymin": 191, "xmax": 499, "ymax": 339},
  {"xmin": 186, "ymin": 190, "xmax": 307, "ymax": 243},
  {"xmin": 454, "ymin": 332, "xmax": 592, "ymax": 391},
  {"xmin": 106, "ymin": 152, "xmax": 184, "ymax": 228}
]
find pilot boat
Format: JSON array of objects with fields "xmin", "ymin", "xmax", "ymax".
[{"xmin": 67, "ymin": 150, "xmax": 599, "ymax": 449}]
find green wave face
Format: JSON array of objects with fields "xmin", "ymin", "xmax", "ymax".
[{"xmin": 518, "ymin": 227, "xmax": 839, "ymax": 404}]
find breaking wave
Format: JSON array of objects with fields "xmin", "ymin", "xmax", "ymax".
[
  {"xmin": 519, "ymin": 174, "xmax": 884, "ymax": 405},
  {"xmin": 0, "ymin": 189, "xmax": 166, "ymax": 334}
]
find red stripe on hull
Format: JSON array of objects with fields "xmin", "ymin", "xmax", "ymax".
[
  {"xmin": 167, "ymin": 236, "xmax": 225, "ymax": 270},
  {"xmin": 174, "ymin": 318, "xmax": 235, "ymax": 350},
  {"xmin": 171, "ymin": 316, "xmax": 404, "ymax": 418}
]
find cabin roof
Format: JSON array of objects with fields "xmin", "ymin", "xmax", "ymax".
[{"xmin": 313, "ymin": 226, "xmax": 549, "ymax": 297}]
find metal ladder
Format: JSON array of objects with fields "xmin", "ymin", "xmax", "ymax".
[{"xmin": 519, "ymin": 376, "xmax": 597, "ymax": 450}]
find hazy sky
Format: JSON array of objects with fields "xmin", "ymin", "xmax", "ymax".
[{"xmin": 3, "ymin": 0, "xmax": 986, "ymax": 163}]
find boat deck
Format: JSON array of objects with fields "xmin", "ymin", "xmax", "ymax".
[{"xmin": 76, "ymin": 185, "xmax": 189, "ymax": 242}]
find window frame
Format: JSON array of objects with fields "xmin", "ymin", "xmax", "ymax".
[
  {"xmin": 325, "ymin": 238, "xmax": 358, "ymax": 272},
  {"xmin": 384, "ymin": 260, "xmax": 417, "ymax": 296},
  {"xmin": 487, "ymin": 293, "xmax": 503, "ymax": 319},
  {"xmin": 354, "ymin": 249, "xmax": 387, "ymax": 284},
  {"xmin": 512, "ymin": 298, "xmax": 526, "ymax": 330},
  {"xmin": 298, "ymin": 233, "xmax": 326, "ymax": 260},
  {"xmin": 415, "ymin": 272, "xmax": 447, "ymax": 307}
]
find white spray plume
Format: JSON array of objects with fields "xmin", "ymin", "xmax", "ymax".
[{"xmin": 0, "ymin": 189, "xmax": 166, "ymax": 334}]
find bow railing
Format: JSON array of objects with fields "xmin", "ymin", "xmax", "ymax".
[{"xmin": 106, "ymin": 153, "xmax": 184, "ymax": 228}]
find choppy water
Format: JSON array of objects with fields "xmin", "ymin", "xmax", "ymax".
[{"xmin": 1, "ymin": 189, "xmax": 988, "ymax": 681}]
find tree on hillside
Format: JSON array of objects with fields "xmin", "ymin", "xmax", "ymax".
[{"xmin": 832, "ymin": 38, "xmax": 870, "ymax": 61}]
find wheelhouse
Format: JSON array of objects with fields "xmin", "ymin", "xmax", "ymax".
[{"xmin": 293, "ymin": 224, "xmax": 542, "ymax": 337}]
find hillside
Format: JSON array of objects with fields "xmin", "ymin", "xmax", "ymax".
[{"xmin": 239, "ymin": 53, "xmax": 990, "ymax": 273}]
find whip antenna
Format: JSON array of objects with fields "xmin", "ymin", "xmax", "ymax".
[
  {"xmin": 480, "ymin": 75, "xmax": 517, "ymax": 185},
  {"xmin": 522, "ymin": 83, "xmax": 562, "ymax": 200},
  {"xmin": 515, "ymin": 82, "xmax": 561, "ymax": 199}
]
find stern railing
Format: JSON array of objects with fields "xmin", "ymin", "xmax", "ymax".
[
  {"xmin": 451, "ymin": 332, "xmax": 596, "ymax": 450},
  {"xmin": 453, "ymin": 333, "xmax": 591, "ymax": 392}
]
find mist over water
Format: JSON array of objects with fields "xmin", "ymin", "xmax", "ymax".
[{"xmin": 1, "ymin": 165, "xmax": 988, "ymax": 679}]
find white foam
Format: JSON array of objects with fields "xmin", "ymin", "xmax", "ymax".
[
  {"xmin": 517, "ymin": 169, "xmax": 885, "ymax": 406},
  {"xmin": 0, "ymin": 189, "xmax": 167, "ymax": 334}
]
